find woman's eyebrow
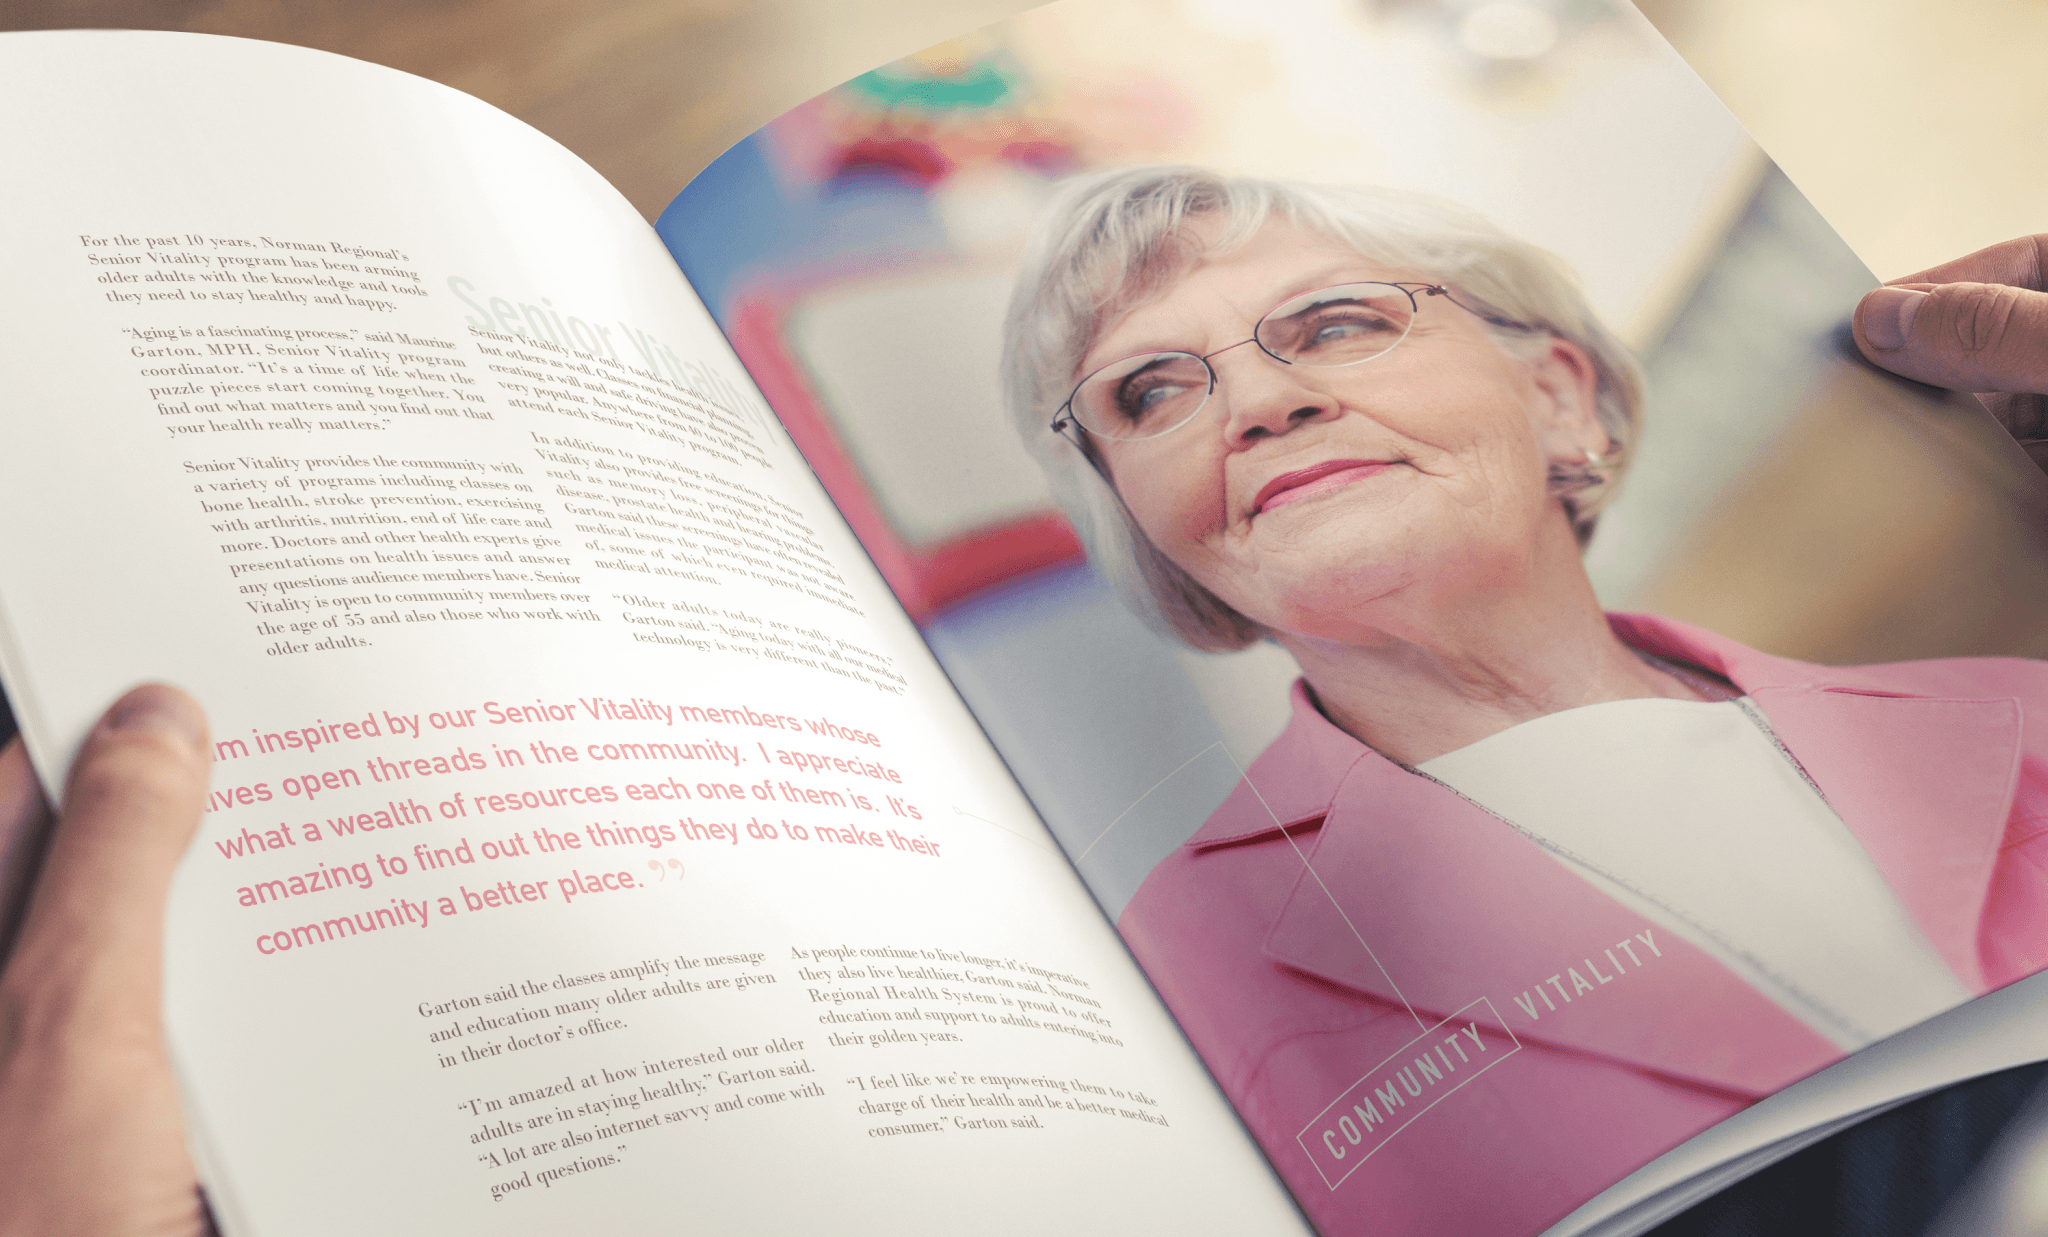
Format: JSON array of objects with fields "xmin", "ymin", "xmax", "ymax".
[
  {"xmin": 1276, "ymin": 265, "xmax": 1394, "ymax": 300},
  {"xmin": 1089, "ymin": 266, "xmax": 1392, "ymax": 348},
  {"xmin": 1078, "ymin": 262, "xmax": 1406, "ymax": 370}
]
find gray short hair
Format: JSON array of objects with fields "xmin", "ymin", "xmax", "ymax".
[{"xmin": 1000, "ymin": 165, "xmax": 1646, "ymax": 652}]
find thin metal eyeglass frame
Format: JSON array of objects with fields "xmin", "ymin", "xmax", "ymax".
[{"xmin": 1049, "ymin": 281, "xmax": 1527, "ymax": 447}]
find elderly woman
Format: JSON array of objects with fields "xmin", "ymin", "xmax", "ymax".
[{"xmin": 1002, "ymin": 166, "xmax": 2048, "ymax": 1236}]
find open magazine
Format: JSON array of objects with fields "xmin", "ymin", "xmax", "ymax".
[{"xmin": 1, "ymin": 6, "xmax": 2046, "ymax": 1235}]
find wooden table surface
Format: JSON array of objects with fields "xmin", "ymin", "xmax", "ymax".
[{"xmin": 8, "ymin": 0, "xmax": 2043, "ymax": 267}]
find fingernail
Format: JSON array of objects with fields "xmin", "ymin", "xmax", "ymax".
[
  {"xmin": 1862, "ymin": 286, "xmax": 1928, "ymax": 351},
  {"xmin": 104, "ymin": 685, "xmax": 205, "ymax": 749}
]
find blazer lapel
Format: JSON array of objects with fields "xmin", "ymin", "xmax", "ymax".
[
  {"xmin": 1743, "ymin": 685, "xmax": 2019, "ymax": 992},
  {"xmin": 1616, "ymin": 612, "xmax": 2022, "ymax": 992},
  {"xmin": 1258, "ymin": 749, "xmax": 1841, "ymax": 1096}
]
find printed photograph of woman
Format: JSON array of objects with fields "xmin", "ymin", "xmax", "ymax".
[{"xmin": 1001, "ymin": 165, "xmax": 2048, "ymax": 1236}]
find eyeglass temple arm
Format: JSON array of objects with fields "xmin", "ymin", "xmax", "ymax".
[
  {"xmin": 1413, "ymin": 283, "xmax": 1536, "ymax": 333},
  {"xmin": 1049, "ymin": 409, "xmax": 1124, "ymax": 487}
]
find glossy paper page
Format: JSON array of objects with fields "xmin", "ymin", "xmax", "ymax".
[{"xmin": 660, "ymin": 3, "xmax": 2048, "ymax": 1234}]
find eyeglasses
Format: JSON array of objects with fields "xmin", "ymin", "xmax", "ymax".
[{"xmin": 1051, "ymin": 281, "xmax": 1528, "ymax": 444}]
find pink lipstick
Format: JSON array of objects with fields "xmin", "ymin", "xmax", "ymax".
[{"xmin": 1252, "ymin": 459, "xmax": 1394, "ymax": 515}]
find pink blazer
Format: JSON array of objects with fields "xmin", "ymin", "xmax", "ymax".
[{"xmin": 1117, "ymin": 614, "xmax": 2048, "ymax": 1237}]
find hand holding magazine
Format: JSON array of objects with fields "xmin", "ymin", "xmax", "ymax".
[{"xmin": 3, "ymin": 5, "xmax": 2048, "ymax": 1235}]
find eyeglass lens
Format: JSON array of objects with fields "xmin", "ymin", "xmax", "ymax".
[{"xmin": 1068, "ymin": 282, "xmax": 1420, "ymax": 441}]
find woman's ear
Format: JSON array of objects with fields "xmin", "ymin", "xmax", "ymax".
[{"xmin": 1526, "ymin": 336, "xmax": 1607, "ymax": 460}]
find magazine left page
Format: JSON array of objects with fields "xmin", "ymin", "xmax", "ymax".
[{"xmin": 0, "ymin": 30, "xmax": 1309, "ymax": 1237}]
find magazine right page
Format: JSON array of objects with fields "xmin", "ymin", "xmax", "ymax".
[{"xmin": 660, "ymin": 1, "xmax": 2048, "ymax": 1233}]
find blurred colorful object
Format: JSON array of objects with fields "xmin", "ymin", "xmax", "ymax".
[
  {"xmin": 692, "ymin": 32, "xmax": 1102, "ymax": 622},
  {"xmin": 771, "ymin": 35, "xmax": 1080, "ymax": 196}
]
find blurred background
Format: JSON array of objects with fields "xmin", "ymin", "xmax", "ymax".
[
  {"xmin": 4, "ymin": 0, "xmax": 2040, "ymax": 274},
  {"xmin": 8, "ymin": 2, "xmax": 2048, "ymax": 1233}
]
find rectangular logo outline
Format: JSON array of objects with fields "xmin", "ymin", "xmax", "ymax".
[{"xmin": 1293, "ymin": 997, "xmax": 1523, "ymax": 1191}]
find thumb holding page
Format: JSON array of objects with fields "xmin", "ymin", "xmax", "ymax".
[
  {"xmin": 0, "ymin": 685, "xmax": 214, "ymax": 1237},
  {"xmin": 1853, "ymin": 235, "xmax": 2048, "ymax": 455}
]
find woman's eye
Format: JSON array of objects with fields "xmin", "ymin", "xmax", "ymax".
[
  {"xmin": 1308, "ymin": 311, "xmax": 1396, "ymax": 342},
  {"xmin": 1285, "ymin": 304, "xmax": 1406, "ymax": 361},
  {"xmin": 1122, "ymin": 378, "xmax": 1195, "ymax": 420}
]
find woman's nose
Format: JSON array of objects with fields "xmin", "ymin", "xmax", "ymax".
[{"xmin": 1211, "ymin": 347, "xmax": 1341, "ymax": 446}]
